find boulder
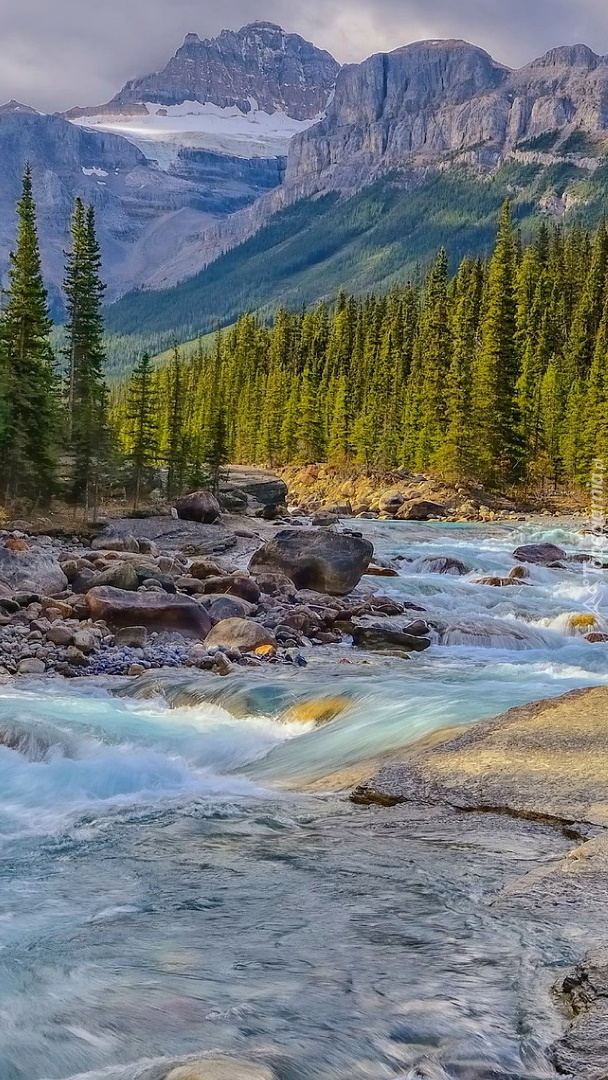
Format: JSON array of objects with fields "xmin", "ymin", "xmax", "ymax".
[
  {"xmin": 175, "ymin": 490, "xmax": 221, "ymax": 524},
  {"xmin": 220, "ymin": 469, "xmax": 288, "ymax": 507},
  {"xmin": 114, "ymin": 625, "xmax": 148, "ymax": 648},
  {"xmin": 165, "ymin": 1058, "xmax": 275, "ymax": 1080},
  {"xmin": 90, "ymin": 562, "xmax": 140, "ymax": 592},
  {"xmin": 311, "ymin": 511, "xmax": 340, "ymax": 527},
  {"xmin": 46, "ymin": 625, "xmax": 75, "ymax": 646},
  {"xmin": 253, "ymin": 571, "xmax": 297, "ymax": 597},
  {"xmin": 189, "ymin": 558, "xmax": 224, "ymax": 580},
  {"xmin": 249, "ymin": 529, "xmax": 374, "ymax": 596},
  {"xmin": 0, "ymin": 550, "xmax": 68, "ymax": 595},
  {"xmin": 85, "ymin": 587, "xmax": 212, "ymax": 638},
  {"xmin": 415, "ymin": 556, "xmax": 470, "ymax": 575},
  {"xmin": 202, "ymin": 576, "xmax": 261, "ymax": 604},
  {"xmin": 352, "ymin": 617, "xmax": 432, "ymax": 654},
  {"xmin": 396, "ymin": 500, "xmax": 447, "ymax": 521},
  {"xmin": 378, "ymin": 491, "xmax": 406, "ymax": 513},
  {"xmin": 205, "ymin": 618, "xmax": 276, "ymax": 653},
  {"xmin": 364, "ymin": 563, "xmax": 400, "ymax": 578},
  {"xmin": 513, "ymin": 543, "xmax": 568, "ymax": 565},
  {"xmin": 17, "ymin": 658, "xmax": 46, "ymax": 675},
  {"xmin": 206, "ymin": 596, "xmax": 257, "ymax": 622},
  {"xmin": 92, "ymin": 533, "xmax": 140, "ymax": 553}
]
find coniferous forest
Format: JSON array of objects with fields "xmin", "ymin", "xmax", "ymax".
[
  {"xmin": 114, "ymin": 203, "xmax": 608, "ymax": 497},
  {"xmin": 4, "ymin": 168, "xmax": 608, "ymax": 507}
]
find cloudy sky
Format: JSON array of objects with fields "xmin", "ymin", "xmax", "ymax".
[{"xmin": 2, "ymin": 0, "xmax": 608, "ymax": 112}]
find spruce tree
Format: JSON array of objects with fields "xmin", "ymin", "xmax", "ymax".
[
  {"xmin": 471, "ymin": 202, "xmax": 522, "ymax": 486},
  {"xmin": 64, "ymin": 200, "xmax": 109, "ymax": 509},
  {"xmin": 0, "ymin": 165, "xmax": 58, "ymax": 501},
  {"xmin": 125, "ymin": 353, "xmax": 159, "ymax": 509}
]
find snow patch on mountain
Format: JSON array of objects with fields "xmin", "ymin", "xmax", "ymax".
[{"xmin": 69, "ymin": 99, "xmax": 321, "ymax": 166}]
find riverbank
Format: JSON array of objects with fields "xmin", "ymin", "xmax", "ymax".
[{"xmin": 353, "ymin": 686, "xmax": 608, "ymax": 1079}]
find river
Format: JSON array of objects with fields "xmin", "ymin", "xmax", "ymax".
[{"xmin": 0, "ymin": 520, "xmax": 607, "ymax": 1080}]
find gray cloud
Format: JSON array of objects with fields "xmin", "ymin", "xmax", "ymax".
[{"xmin": 1, "ymin": 0, "xmax": 608, "ymax": 111}]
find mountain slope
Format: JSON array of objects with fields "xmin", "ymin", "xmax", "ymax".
[{"xmin": 126, "ymin": 38, "xmax": 608, "ymax": 296}]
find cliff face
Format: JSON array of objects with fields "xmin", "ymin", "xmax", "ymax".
[{"xmin": 284, "ymin": 40, "xmax": 608, "ymax": 194}]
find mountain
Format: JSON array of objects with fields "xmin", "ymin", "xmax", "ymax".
[
  {"xmin": 65, "ymin": 24, "xmax": 339, "ymax": 167},
  {"xmin": 106, "ymin": 38, "xmax": 608, "ymax": 350},
  {"xmin": 0, "ymin": 24, "xmax": 338, "ymax": 310}
]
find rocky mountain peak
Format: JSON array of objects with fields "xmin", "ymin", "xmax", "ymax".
[
  {"xmin": 527, "ymin": 44, "xmax": 600, "ymax": 70},
  {"xmin": 0, "ymin": 100, "xmax": 39, "ymax": 115},
  {"xmin": 97, "ymin": 23, "xmax": 339, "ymax": 121}
]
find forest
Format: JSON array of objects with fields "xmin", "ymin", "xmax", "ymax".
[
  {"xmin": 4, "ymin": 164, "xmax": 608, "ymax": 509},
  {"xmin": 114, "ymin": 202, "xmax": 608, "ymax": 498}
]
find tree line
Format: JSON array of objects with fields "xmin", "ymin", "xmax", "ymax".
[
  {"xmin": 114, "ymin": 202, "xmax": 608, "ymax": 495},
  {"xmin": 0, "ymin": 167, "xmax": 109, "ymax": 512}
]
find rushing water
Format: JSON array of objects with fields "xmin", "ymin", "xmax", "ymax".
[{"xmin": 1, "ymin": 520, "xmax": 607, "ymax": 1080}]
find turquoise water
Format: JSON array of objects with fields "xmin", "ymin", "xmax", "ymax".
[{"xmin": 0, "ymin": 521, "xmax": 606, "ymax": 1079}]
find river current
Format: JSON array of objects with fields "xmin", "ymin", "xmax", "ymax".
[{"xmin": 1, "ymin": 520, "xmax": 607, "ymax": 1080}]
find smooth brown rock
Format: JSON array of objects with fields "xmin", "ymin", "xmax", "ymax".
[
  {"xmin": 188, "ymin": 558, "xmax": 224, "ymax": 580},
  {"xmin": 114, "ymin": 626, "xmax": 148, "ymax": 648},
  {"xmin": 90, "ymin": 562, "xmax": 140, "ymax": 592},
  {"xmin": 352, "ymin": 618, "xmax": 432, "ymax": 654},
  {"xmin": 249, "ymin": 529, "xmax": 373, "ymax": 596},
  {"xmin": 396, "ymin": 500, "xmax": 447, "ymax": 521},
  {"xmin": 85, "ymin": 586, "xmax": 212, "ymax": 638},
  {"xmin": 202, "ymin": 576, "xmax": 261, "ymax": 604},
  {"xmin": 164, "ymin": 1056, "xmax": 276, "ymax": 1079},
  {"xmin": 205, "ymin": 618, "xmax": 276, "ymax": 653},
  {"xmin": 175, "ymin": 490, "xmax": 221, "ymax": 524}
]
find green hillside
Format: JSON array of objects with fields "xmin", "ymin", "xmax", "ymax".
[{"xmin": 105, "ymin": 159, "xmax": 607, "ymax": 358}]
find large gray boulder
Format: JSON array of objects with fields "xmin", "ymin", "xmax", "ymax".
[
  {"xmin": 205, "ymin": 618, "xmax": 276, "ymax": 653},
  {"xmin": 513, "ymin": 542, "xmax": 567, "ymax": 565},
  {"xmin": 0, "ymin": 548, "xmax": 68, "ymax": 595},
  {"xmin": 249, "ymin": 529, "xmax": 373, "ymax": 595}
]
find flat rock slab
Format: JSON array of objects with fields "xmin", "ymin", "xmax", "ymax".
[
  {"xmin": 354, "ymin": 687, "xmax": 608, "ymax": 826},
  {"xmin": 94, "ymin": 517, "xmax": 238, "ymax": 553}
]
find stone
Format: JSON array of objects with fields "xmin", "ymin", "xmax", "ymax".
[
  {"xmin": 65, "ymin": 647, "xmax": 88, "ymax": 667},
  {"xmin": 45, "ymin": 624, "xmax": 75, "ymax": 646},
  {"xmin": 5, "ymin": 538, "xmax": 29, "ymax": 552},
  {"xmin": 188, "ymin": 558, "xmax": 224, "ymax": 580},
  {"xmin": 114, "ymin": 626, "xmax": 148, "ymax": 648},
  {"xmin": 212, "ymin": 652, "xmax": 234, "ymax": 676},
  {"xmin": 253, "ymin": 571, "xmax": 298, "ymax": 597},
  {"xmin": 0, "ymin": 550, "xmax": 68, "ymax": 595},
  {"xmin": 378, "ymin": 491, "xmax": 406, "ymax": 513},
  {"xmin": 205, "ymin": 618, "xmax": 276, "ymax": 653},
  {"xmin": 415, "ymin": 556, "xmax": 470, "ymax": 575},
  {"xmin": 17, "ymin": 658, "xmax": 45, "ymax": 674},
  {"xmin": 311, "ymin": 511, "xmax": 340, "ymax": 527},
  {"xmin": 220, "ymin": 469, "xmax": 288, "ymax": 507},
  {"xmin": 164, "ymin": 1056, "xmax": 276, "ymax": 1079},
  {"xmin": 513, "ymin": 542, "xmax": 568, "ymax": 565},
  {"xmin": 352, "ymin": 618, "xmax": 432, "ymax": 654},
  {"xmin": 207, "ymin": 596, "xmax": 257, "ymax": 622},
  {"xmin": 175, "ymin": 490, "xmax": 221, "ymax": 524},
  {"xmin": 396, "ymin": 500, "xmax": 448, "ymax": 521},
  {"xmin": 364, "ymin": 563, "xmax": 400, "ymax": 577},
  {"xmin": 91, "ymin": 562, "xmax": 140, "ymax": 592},
  {"xmin": 509, "ymin": 565, "xmax": 529, "ymax": 580},
  {"xmin": 202, "ymin": 575, "xmax": 261, "ymax": 604},
  {"xmin": 85, "ymin": 587, "xmax": 212, "ymax": 638},
  {"xmin": 72, "ymin": 630, "xmax": 97, "ymax": 654},
  {"xmin": 587, "ymin": 632, "xmax": 608, "ymax": 643},
  {"xmin": 92, "ymin": 533, "xmax": 140, "ymax": 553},
  {"xmin": 249, "ymin": 529, "xmax": 373, "ymax": 596},
  {"xmin": 127, "ymin": 664, "xmax": 146, "ymax": 677}
]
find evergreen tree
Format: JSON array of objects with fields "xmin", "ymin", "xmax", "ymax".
[
  {"xmin": 0, "ymin": 165, "xmax": 58, "ymax": 501},
  {"xmin": 125, "ymin": 353, "xmax": 159, "ymax": 509},
  {"xmin": 471, "ymin": 202, "xmax": 522, "ymax": 485},
  {"xmin": 64, "ymin": 200, "xmax": 109, "ymax": 509}
]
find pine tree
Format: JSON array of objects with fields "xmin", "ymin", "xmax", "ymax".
[
  {"xmin": 64, "ymin": 200, "xmax": 109, "ymax": 510},
  {"xmin": 471, "ymin": 202, "xmax": 522, "ymax": 486},
  {"xmin": 165, "ymin": 347, "xmax": 188, "ymax": 499},
  {"xmin": 0, "ymin": 165, "xmax": 58, "ymax": 502},
  {"xmin": 125, "ymin": 353, "xmax": 159, "ymax": 509}
]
